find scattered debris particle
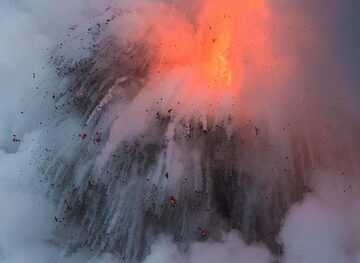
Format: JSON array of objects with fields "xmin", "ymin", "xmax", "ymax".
[
  {"xmin": 64, "ymin": 199, "xmax": 72, "ymax": 210},
  {"xmin": 88, "ymin": 180, "xmax": 95, "ymax": 190},
  {"xmin": 169, "ymin": 196, "xmax": 176, "ymax": 206},
  {"xmin": 12, "ymin": 135, "xmax": 20, "ymax": 143},
  {"xmin": 77, "ymin": 90, "xmax": 86, "ymax": 98},
  {"xmin": 93, "ymin": 132, "xmax": 102, "ymax": 144},
  {"xmin": 200, "ymin": 229, "xmax": 208, "ymax": 239}
]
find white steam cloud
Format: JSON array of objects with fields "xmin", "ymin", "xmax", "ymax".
[
  {"xmin": 143, "ymin": 231, "xmax": 272, "ymax": 263},
  {"xmin": 0, "ymin": 1, "xmax": 116, "ymax": 262}
]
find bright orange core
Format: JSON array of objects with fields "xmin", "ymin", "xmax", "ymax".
[{"xmin": 151, "ymin": 0, "xmax": 272, "ymax": 91}]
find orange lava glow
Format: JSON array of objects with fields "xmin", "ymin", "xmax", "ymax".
[
  {"xmin": 197, "ymin": 0, "xmax": 272, "ymax": 89},
  {"xmin": 198, "ymin": 3, "xmax": 235, "ymax": 87},
  {"xmin": 147, "ymin": 0, "xmax": 273, "ymax": 94}
]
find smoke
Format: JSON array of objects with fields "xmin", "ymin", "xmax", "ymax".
[
  {"xmin": 143, "ymin": 231, "xmax": 272, "ymax": 263},
  {"xmin": 0, "ymin": 1, "xmax": 118, "ymax": 262},
  {"xmin": 0, "ymin": 2, "xmax": 56, "ymax": 261},
  {"xmin": 280, "ymin": 190, "xmax": 360, "ymax": 263},
  {"xmin": 0, "ymin": 0, "xmax": 359, "ymax": 262}
]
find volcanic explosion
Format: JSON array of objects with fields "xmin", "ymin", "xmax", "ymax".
[{"xmin": 1, "ymin": 0, "xmax": 360, "ymax": 262}]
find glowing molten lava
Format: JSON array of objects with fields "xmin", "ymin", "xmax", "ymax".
[
  {"xmin": 195, "ymin": 0, "xmax": 272, "ymax": 89},
  {"xmin": 195, "ymin": 0, "xmax": 239, "ymax": 88},
  {"xmin": 147, "ymin": 0, "xmax": 273, "ymax": 94},
  {"xmin": 201, "ymin": 11, "xmax": 234, "ymax": 87}
]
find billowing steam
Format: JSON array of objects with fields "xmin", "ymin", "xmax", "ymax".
[{"xmin": 0, "ymin": 0, "xmax": 359, "ymax": 263}]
